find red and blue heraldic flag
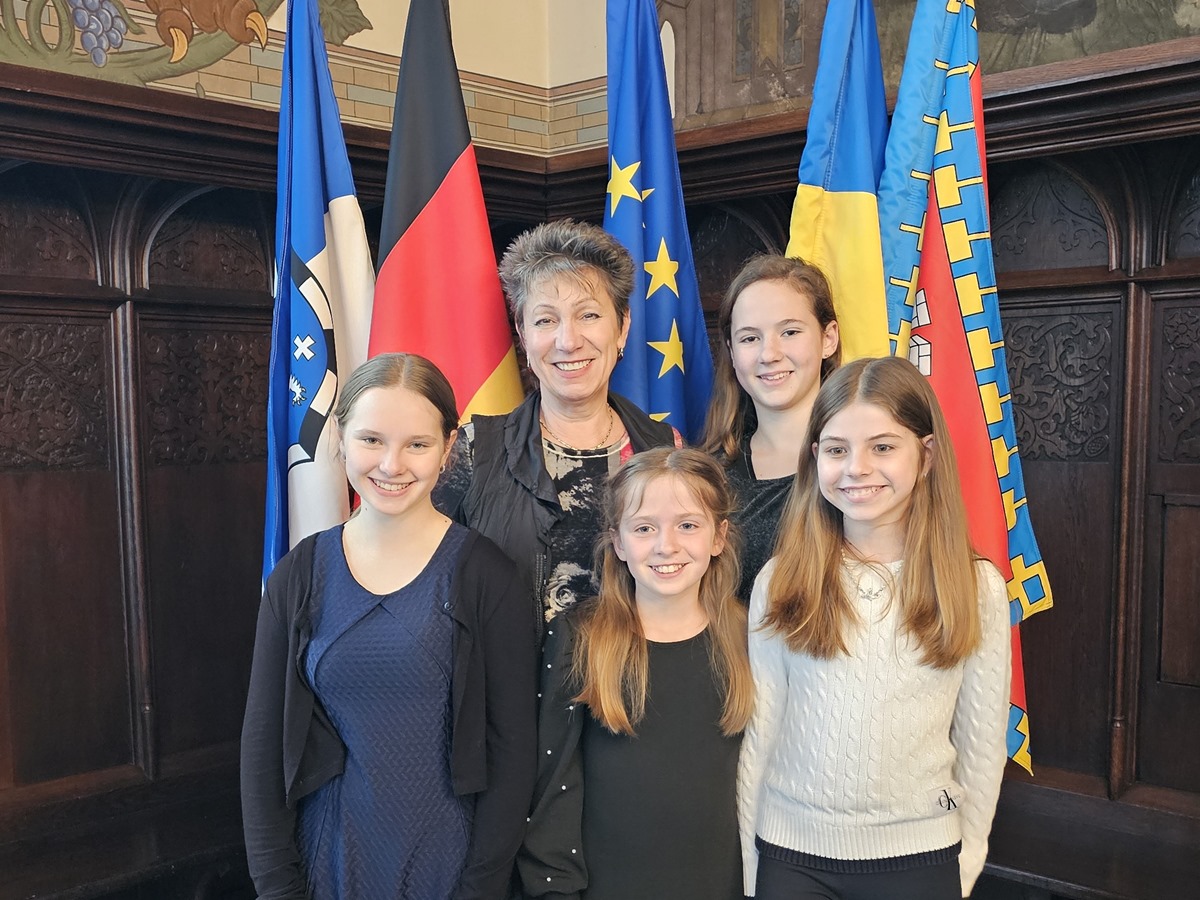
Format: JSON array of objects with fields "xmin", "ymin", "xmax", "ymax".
[
  {"xmin": 370, "ymin": 0, "xmax": 522, "ymax": 420},
  {"xmin": 264, "ymin": 0, "xmax": 374, "ymax": 582},
  {"xmin": 787, "ymin": 0, "xmax": 890, "ymax": 362},
  {"xmin": 604, "ymin": 0, "xmax": 713, "ymax": 442},
  {"xmin": 879, "ymin": 0, "xmax": 1054, "ymax": 771}
]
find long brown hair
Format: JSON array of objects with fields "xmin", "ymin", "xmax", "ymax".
[
  {"xmin": 764, "ymin": 357, "xmax": 981, "ymax": 668},
  {"xmin": 700, "ymin": 254, "xmax": 841, "ymax": 461},
  {"xmin": 572, "ymin": 448, "xmax": 753, "ymax": 736}
]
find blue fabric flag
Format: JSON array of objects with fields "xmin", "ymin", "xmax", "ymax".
[
  {"xmin": 786, "ymin": 0, "xmax": 890, "ymax": 361},
  {"xmin": 604, "ymin": 0, "xmax": 713, "ymax": 442},
  {"xmin": 264, "ymin": 0, "xmax": 373, "ymax": 582}
]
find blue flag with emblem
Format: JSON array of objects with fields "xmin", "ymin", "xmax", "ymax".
[
  {"xmin": 604, "ymin": 0, "xmax": 713, "ymax": 442},
  {"xmin": 264, "ymin": 0, "xmax": 374, "ymax": 582}
]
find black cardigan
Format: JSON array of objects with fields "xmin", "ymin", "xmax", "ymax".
[
  {"xmin": 239, "ymin": 528, "xmax": 538, "ymax": 900},
  {"xmin": 515, "ymin": 614, "xmax": 587, "ymax": 900}
]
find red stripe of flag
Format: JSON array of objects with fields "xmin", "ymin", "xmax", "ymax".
[
  {"xmin": 371, "ymin": 144, "xmax": 513, "ymax": 411},
  {"xmin": 369, "ymin": 0, "xmax": 520, "ymax": 418}
]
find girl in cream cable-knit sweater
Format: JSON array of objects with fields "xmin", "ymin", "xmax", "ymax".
[{"xmin": 738, "ymin": 358, "xmax": 1011, "ymax": 900}]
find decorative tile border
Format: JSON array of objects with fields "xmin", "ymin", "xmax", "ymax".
[{"xmin": 139, "ymin": 21, "xmax": 607, "ymax": 156}]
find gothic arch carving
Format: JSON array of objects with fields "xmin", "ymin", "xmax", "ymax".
[
  {"xmin": 0, "ymin": 162, "xmax": 99, "ymax": 285},
  {"xmin": 143, "ymin": 186, "xmax": 271, "ymax": 300},
  {"xmin": 1163, "ymin": 150, "xmax": 1200, "ymax": 264},
  {"xmin": 688, "ymin": 197, "xmax": 789, "ymax": 311},
  {"xmin": 990, "ymin": 160, "xmax": 1119, "ymax": 274}
]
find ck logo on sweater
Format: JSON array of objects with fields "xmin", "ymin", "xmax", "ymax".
[{"xmin": 935, "ymin": 786, "xmax": 960, "ymax": 811}]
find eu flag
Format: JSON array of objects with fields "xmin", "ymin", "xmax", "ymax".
[
  {"xmin": 263, "ymin": 0, "xmax": 374, "ymax": 582},
  {"xmin": 604, "ymin": 0, "xmax": 713, "ymax": 443}
]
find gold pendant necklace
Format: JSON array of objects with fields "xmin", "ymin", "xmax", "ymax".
[{"xmin": 540, "ymin": 407, "xmax": 616, "ymax": 451}]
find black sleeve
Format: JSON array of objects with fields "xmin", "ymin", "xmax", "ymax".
[
  {"xmin": 239, "ymin": 572, "xmax": 307, "ymax": 900},
  {"xmin": 515, "ymin": 620, "xmax": 586, "ymax": 900},
  {"xmin": 434, "ymin": 423, "xmax": 475, "ymax": 524},
  {"xmin": 455, "ymin": 551, "xmax": 540, "ymax": 900}
]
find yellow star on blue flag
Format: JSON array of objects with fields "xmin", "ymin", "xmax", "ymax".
[
  {"xmin": 607, "ymin": 156, "xmax": 643, "ymax": 217},
  {"xmin": 648, "ymin": 320, "xmax": 685, "ymax": 376},
  {"xmin": 604, "ymin": 0, "xmax": 713, "ymax": 441}
]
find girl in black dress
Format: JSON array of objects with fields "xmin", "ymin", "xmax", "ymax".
[{"xmin": 519, "ymin": 448, "xmax": 752, "ymax": 900}]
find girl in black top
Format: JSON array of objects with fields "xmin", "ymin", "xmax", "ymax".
[
  {"xmin": 699, "ymin": 256, "xmax": 841, "ymax": 601},
  {"xmin": 519, "ymin": 448, "xmax": 752, "ymax": 900}
]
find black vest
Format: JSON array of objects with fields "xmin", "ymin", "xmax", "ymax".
[{"xmin": 462, "ymin": 391, "xmax": 675, "ymax": 636}]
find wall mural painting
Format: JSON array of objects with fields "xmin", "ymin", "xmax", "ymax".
[
  {"xmin": 876, "ymin": 0, "xmax": 1200, "ymax": 87},
  {"xmin": 0, "ymin": 0, "xmax": 370, "ymax": 84}
]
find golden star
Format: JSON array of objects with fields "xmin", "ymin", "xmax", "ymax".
[
  {"xmin": 606, "ymin": 157, "xmax": 643, "ymax": 217},
  {"xmin": 643, "ymin": 238, "xmax": 679, "ymax": 298},
  {"xmin": 649, "ymin": 412, "xmax": 671, "ymax": 422},
  {"xmin": 648, "ymin": 320, "xmax": 685, "ymax": 377}
]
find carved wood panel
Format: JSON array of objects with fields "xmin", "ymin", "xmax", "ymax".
[
  {"xmin": 1167, "ymin": 161, "xmax": 1200, "ymax": 260},
  {"xmin": 140, "ymin": 325, "xmax": 270, "ymax": 467},
  {"xmin": 998, "ymin": 300, "xmax": 1121, "ymax": 779},
  {"xmin": 991, "ymin": 163, "xmax": 1112, "ymax": 273},
  {"xmin": 139, "ymin": 318, "xmax": 270, "ymax": 758},
  {"xmin": 1159, "ymin": 307, "xmax": 1200, "ymax": 462},
  {"xmin": 0, "ymin": 311, "xmax": 130, "ymax": 787},
  {"xmin": 0, "ymin": 164, "xmax": 96, "ymax": 281},
  {"xmin": 0, "ymin": 320, "xmax": 110, "ymax": 470},
  {"xmin": 146, "ymin": 189, "xmax": 270, "ymax": 295},
  {"xmin": 1003, "ymin": 311, "xmax": 1113, "ymax": 462}
]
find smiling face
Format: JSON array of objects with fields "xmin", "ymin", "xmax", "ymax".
[
  {"xmin": 338, "ymin": 384, "xmax": 455, "ymax": 522},
  {"xmin": 728, "ymin": 278, "xmax": 839, "ymax": 418},
  {"xmin": 814, "ymin": 401, "xmax": 932, "ymax": 557},
  {"xmin": 518, "ymin": 270, "xmax": 630, "ymax": 412},
  {"xmin": 612, "ymin": 474, "xmax": 728, "ymax": 608}
]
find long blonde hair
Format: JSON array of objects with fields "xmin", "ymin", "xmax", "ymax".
[
  {"xmin": 764, "ymin": 357, "xmax": 981, "ymax": 668},
  {"xmin": 701, "ymin": 255, "xmax": 841, "ymax": 461},
  {"xmin": 572, "ymin": 448, "xmax": 753, "ymax": 735}
]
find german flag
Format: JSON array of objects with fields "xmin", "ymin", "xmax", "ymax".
[{"xmin": 369, "ymin": 0, "xmax": 523, "ymax": 420}]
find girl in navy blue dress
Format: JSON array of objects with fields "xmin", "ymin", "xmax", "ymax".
[{"xmin": 241, "ymin": 353, "xmax": 537, "ymax": 900}]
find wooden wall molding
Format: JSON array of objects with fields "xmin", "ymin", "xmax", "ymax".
[{"xmin": 8, "ymin": 41, "xmax": 1200, "ymax": 221}]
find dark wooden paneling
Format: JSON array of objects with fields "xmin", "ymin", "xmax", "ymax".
[
  {"xmin": 991, "ymin": 163, "xmax": 1113, "ymax": 273},
  {"xmin": 0, "ymin": 163, "xmax": 97, "ymax": 284},
  {"xmin": 1137, "ymin": 294, "xmax": 1200, "ymax": 795},
  {"xmin": 1002, "ymin": 303, "xmax": 1120, "ymax": 777},
  {"xmin": 1159, "ymin": 502, "xmax": 1200, "ymax": 688},
  {"xmin": 0, "ymin": 313, "xmax": 131, "ymax": 786},
  {"xmin": 146, "ymin": 190, "xmax": 270, "ymax": 296},
  {"xmin": 139, "ymin": 318, "xmax": 269, "ymax": 757}
]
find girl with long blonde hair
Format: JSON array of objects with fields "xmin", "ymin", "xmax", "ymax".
[
  {"xmin": 738, "ymin": 357, "xmax": 1011, "ymax": 900},
  {"xmin": 519, "ymin": 448, "xmax": 752, "ymax": 900}
]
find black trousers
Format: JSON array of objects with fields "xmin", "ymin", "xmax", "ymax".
[{"xmin": 754, "ymin": 848, "xmax": 960, "ymax": 900}]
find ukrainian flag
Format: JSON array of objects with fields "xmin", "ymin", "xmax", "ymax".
[{"xmin": 786, "ymin": 0, "xmax": 891, "ymax": 361}]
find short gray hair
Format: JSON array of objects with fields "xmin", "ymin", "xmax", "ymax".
[{"xmin": 498, "ymin": 219, "xmax": 634, "ymax": 326}]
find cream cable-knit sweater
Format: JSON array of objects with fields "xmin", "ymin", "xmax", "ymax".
[{"xmin": 737, "ymin": 558, "xmax": 1010, "ymax": 897}]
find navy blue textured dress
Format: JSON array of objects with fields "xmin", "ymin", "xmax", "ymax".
[{"xmin": 296, "ymin": 523, "xmax": 473, "ymax": 900}]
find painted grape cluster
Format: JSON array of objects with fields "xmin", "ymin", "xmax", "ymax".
[{"xmin": 67, "ymin": 0, "xmax": 129, "ymax": 68}]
